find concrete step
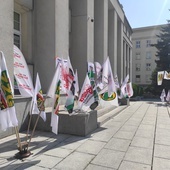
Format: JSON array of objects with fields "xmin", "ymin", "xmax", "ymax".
[{"xmin": 97, "ymin": 105, "xmax": 128, "ymax": 127}]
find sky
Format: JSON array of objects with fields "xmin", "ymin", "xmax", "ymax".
[{"xmin": 119, "ymin": 0, "xmax": 170, "ymax": 28}]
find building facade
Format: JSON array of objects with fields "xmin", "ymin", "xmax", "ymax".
[
  {"xmin": 132, "ymin": 25, "xmax": 166, "ymax": 86},
  {"xmin": 0, "ymin": 0, "xmax": 132, "ymax": 138},
  {"xmin": 1, "ymin": 0, "xmax": 132, "ymax": 93}
]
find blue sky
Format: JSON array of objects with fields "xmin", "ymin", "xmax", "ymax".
[{"xmin": 119, "ymin": 0, "xmax": 170, "ymax": 28}]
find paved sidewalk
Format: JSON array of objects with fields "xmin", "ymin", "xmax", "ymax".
[{"xmin": 1, "ymin": 101, "xmax": 170, "ymax": 170}]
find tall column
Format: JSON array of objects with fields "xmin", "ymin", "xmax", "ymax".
[
  {"xmin": 127, "ymin": 45, "xmax": 129, "ymax": 75},
  {"xmin": 113, "ymin": 10, "xmax": 117, "ymax": 75},
  {"xmin": 70, "ymin": 0, "xmax": 94, "ymax": 86},
  {"xmin": 129, "ymin": 48, "xmax": 132, "ymax": 82},
  {"xmin": 123, "ymin": 41, "xmax": 127, "ymax": 79},
  {"xmin": 117, "ymin": 21, "xmax": 123, "ymax": 82},
  {"xmin": 0, "ymin": 0, "xmax": 14, "ymax": 83},
  {"xmin": 94, "ymin": 0, "xmax": 108, "ymax": 64}
]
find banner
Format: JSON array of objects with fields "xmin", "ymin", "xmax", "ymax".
[
  {"xmin": 0, "ymin": 51, "xmax": 18, "ymax": 131},
  {"xmin": 160, "ymin": 89, "xmax": 166, "ymax": 102},
  {"xmin": 46, "ymin": 64, "xmax": 61, "ymax": 134},
  {"xmin": 102, "ymin": 57, "xmax": 116, "ymax": 97},
  {"xmin": 164, "ymin": 71, "xmax": 170, "ymax": 80},
  {"xmin": 157, "ymin": 71, "xmax": 164, "ymax": 86},
  {"xmin": 78, "ymin": 74, "xmax": 94, "ymax": 111},
  {"xmin": 14, "ymin": 45, "xmax": 34, "ymax": 97},
  {"xmin": 166, "ymin": 90, "xmax": 170, "ymax": 102},
  {"xmin": 32, "ymin": 73, "xmax": 46, "ymax": 121},
  {"xmin": 95, "ymin": 62, "xmax": 103, "ymax": 89}
]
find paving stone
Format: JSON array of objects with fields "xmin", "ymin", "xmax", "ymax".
[
  {"xmin": 124, "ymin": 120, "xmax": 140, "ymax": 126},
  {"xmin": 124, "ymin": 146, "xmax": 152, "ymax": 165},
  {"xmin": 131, "ymin": 137, "xmax": 153, "ymax": 149},
  {"xmin": 119, "ymin": 160, "xmax": 151, "ymax": 170},
  {"xmin": 91, "ymin": 148, "xmax": 124, "ymax": 169},
  {"xmin": 114, "ymin": 130, "xmax": 135, "ymax": 140},
  {"xmin": 104, "ymin": 137, "xmax": 131, "ymax": 152},
  {"xmin": 153, "ymin": 157, "xmax": 170, "ymax": 170},
  {"xmin": 90, "ymin": 129, "xmax": 114, "ymax": 142},
  {"xmin": 32, "ymin": 154, "xmax": 62, "ymax": 169},
  {"xmin": 54, "ymin": 151, "xmax": 94, "ymax": 170},
  {"xmin": 85, "ymin": 164, "xmax": 115, "ymax": 170},
  {"xmin": 154, "ymin": 144, "xmax": 170, "ymax": 159},
  {"xmin": 135, "ymin": 129, "xmax": 154, "ymax": 139},
  {"xmin": 44, "ymin": 147, "xmax": 73, "ymax": 158},
  {"xmin": 138, "ymin": 124, "xmax": 155, "ymax": 131},
  {"xmin": 76, "ymin": 139, "xmax": 106, "ymax": 155},
  {"xmin": 155, "ymin": 134, "xmax": 170, "ymax": 146},
  {"xmin": 120, "ymin": 125, "xmax": 138, "ymax": 133}
]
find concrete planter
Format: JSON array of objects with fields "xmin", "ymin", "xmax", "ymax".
[
  {"xmin": 31, "ymin": 110, "xmax": 97, "ymax": 137},
  {"xmin": 118, "ymin": 98, "xmax": 130, "ymax": 106}
]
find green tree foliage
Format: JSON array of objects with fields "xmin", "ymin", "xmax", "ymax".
[{"xmin": 150, "ymin": 21, "xmax": 170, "ymax": 95}]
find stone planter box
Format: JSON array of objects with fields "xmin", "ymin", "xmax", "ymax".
[
  {"xmin": 118, "ymin": 98, "xmax": 130, "ymax": 106},
  {"xmin": 31, "ymin": 110, "xmax": 97, "ymax": 137}
]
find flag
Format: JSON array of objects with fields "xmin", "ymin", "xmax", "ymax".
[
  {"xmin": 13, "ymin": 45, "xmax": 34, "ymax": 97},
  {"xmin": 121, "ymin": 74, "xmax": 129, "ymax": 98},
  {"xmin": 160, "ymin": 89, "xmax": 166, "ymax": 102},
  {"xmin": 65, "ymin": 57, "xmax": 75, "ymax": 114},
  {"xmin": 87, "ymin": 62, "xmax": 99, "ymax": 110},
  {"xmin": 99, "ymin": 91, "xmax": 119, "ymax": 107},
  {"xmin": 95, "ymin": 62, "xmax": 103, "ymax": 89},
  {"xmin": 74, "ymin": 69, "xmax": 79, "ymax": 98},
  {"xmin": 166, "ymin": 90, "xmax": 170, "ymax": 102},
  {"xmin": 164, "ymin": 71, "xmax": 170, "ymax": 80},
  {"xmin": 114, "ymin": 74, "xmax": 120, "ymax": 89},
  {"xmin": 102, "ymin": 57, "xmax": 116, "ymax": 96},
  {"xmin": 46, "ymin": 64, "xmax": 61, "ymax": 134},
  {"xmin": 0, "ymin": 51, "xmax": 18, "ymax": 131},
  {"xmin": 32, "ymin": 73, "xmax": 46, "ymax": 121},
  {"xmin": 78, "ymin": 74, "xmax": 95, "ymax": 111},
  {"xmin": 126, "ymin": 82, "xmax": 133, "ymax": 98},
  {"xmin": 157, "ymin": 71, "xmax": 164, "ymax": 86}
]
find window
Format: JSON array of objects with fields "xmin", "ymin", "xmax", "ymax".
[
  {"xmin": 146, "ymin": 51, "xmax": 151, "ymax": 59},
  {"xmin": 136, "ymin": 64, "xmax": 141, "ymax": 71},
  {"xmin": 14, "ymin": 12, "xmax": 21, "ymax": 48},
  {"xmin": 146, "ymin": 75, "xmax": 151, "ymax": 82},
  {"xmin": 146, "ymin": 63, "xmax": 151, "ymax": 71},
  {"xmin": 136, "ymin": 41, "xmax": 140, "ymax": 48},
  {"xmin": 146, "ymin": 40, "xmax": 151, "ymax": 47},
  {"xmin": 136, "ymin": 75, "xmax": 140, "ymax": 82},
  {"xmin": 136, "ymin": 52, "xmax": 141, "ymax": 60}
]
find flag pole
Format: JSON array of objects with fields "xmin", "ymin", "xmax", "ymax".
[
  {"xmin": 27, "ymin": 97, "xmax": 47, "ymax": 149},
  {"xmin": 14, "ymin": 126, "xmax": 22, "ymax": 151},
  {"xmin": 26, "ymin": 99, "xmax": 34, "ymax": 140}
]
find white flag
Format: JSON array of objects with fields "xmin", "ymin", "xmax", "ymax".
[
  {"xmin": 157, "ymin": 71, "xmax": 164, "ymax": 86},
  {"xmin": 13, "ymin": 45, "xmax": 34, "ymax": 97},
  {"xmin": 121, "ymin": 74, "xmax": 129, "ymax": 97},
  {"xmin": 74, "ymin": 69, "xmax": 79, "ymax": 97},
  {"xmin": 0, "ymin": 51, "xmax": 18, "ymax": 131},
  {"xmin": 166, "ymin": 90, "xmax": 170, "ymax": 102},
  {"xmin": 46, "ymin": 64, "xmax": 61, "ymax": 134},
  {"xmin": 114, "ymin": 74, "xmax": 120, "ymax": 89},
  {"xmin": 160, "ymin": 89, "xmax": 166, "ymax": 102},
  {"xmin": 78, "ymin": 74, "xmax": 94, "ymax": 111},
  {"xmin": 126, "ymin": 82, "xmax": 133, "ymax": 98},
  {"xmin": 95, "ymin": 62, "xmax": 103, "ymax": 89},
  {"xmin": 164, "ymin": 71, "xmax": 170, "ymax": 80},
  {"xmin": 32, "ymin": 73, "xmax": 46, "ymax": 121},
  {"xmin": 102, "ymin": 57, "xmax": 116, "ymax": 96}
]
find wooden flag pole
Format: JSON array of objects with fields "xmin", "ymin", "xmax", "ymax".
[
  {"xmin": 26, "ymin": 101, "xmax": 34, "ymax": 140},
  {"xmin": 27, "ymin": 98, "xmax": 47, "ymax": 149},
  {"xmin": 14, "ymin": 126, "xmax": 22, "ymax": 151}
]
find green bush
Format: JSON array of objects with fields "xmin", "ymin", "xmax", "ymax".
[{"xmin": 132, "ymin": 84, "xmax": 144, "ymax": 97}]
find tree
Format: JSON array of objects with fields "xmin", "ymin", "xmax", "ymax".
[{"xmin": 150, "ymin": 21, "xmax": 170, "ymax": 95}]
